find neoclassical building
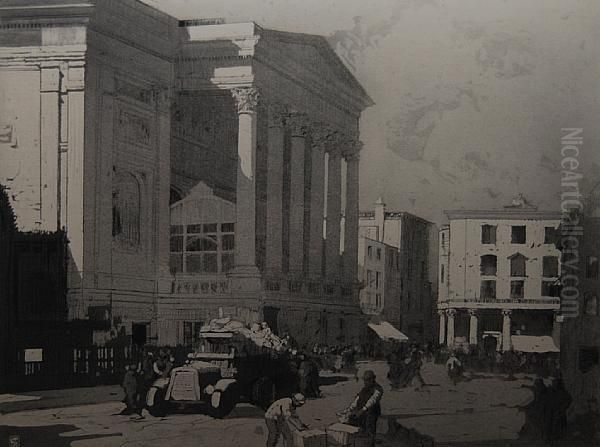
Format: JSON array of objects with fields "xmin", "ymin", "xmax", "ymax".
[
  {"xmin": 0, "ymin": 1, "xmax": 372, "ymax": 347},
  {"xmin": 438, "ymin": 198, "xmax": 562, "ymax": 352}
]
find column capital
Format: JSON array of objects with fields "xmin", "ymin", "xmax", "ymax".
[
  {"xmin": 502, "ymin": 309, "xmax": 512, "ymax": 317},
  {"xmin": 288, "ymin": 112, "xmax": 309, "ymax": 137},
  {"xmin": 231, "ymin": 86, "xmax": 260, "ymax": 114},
  {"xmin": 438, "ymin": 309, "xmax": 446, "ymax": 316},
  {"xmin": 267, "ymin": 102, "xmax": 287, "ymax": 128},
  {"xmin": 468, "ymin": 309, "xmax": 478, "ymax": 316},
  {"xmin": 446, "ymin": 309, "xmax": 456, "ymax": 317},
  {"xmin": 311, "ymin": 123, "xmax": 334, "ymax": 149}
]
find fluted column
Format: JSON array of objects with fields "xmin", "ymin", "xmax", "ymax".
[
  {"xmin": 287, "ymin": 112, "xmax": 308, "ymax": 277},
  {"xmin": 231, "ymin": 87, "xmax": 260, "ymax": 277},
  {"xmin": 502, "ymin": 309, "xmax": 512, "ymax": 351},
  {"xmin": 265, "ymin": 103, "xmax": 286, "ymax": 274},
  {"xmin": 343, "ymin": 141, "xmax": 361, "ymax": 283},
  {"xmin": 468, "ymin": 309, "xmax": 478, "ymax": 345},
  {"xmin": 308, "ymin": 124, "xmax": 328, "ymax": 278},
  {"xmin": 325, "ymin": 140, "xmax": 342, "ymax": 282},
  {"xmin": 446, "ymin": 309, "xmax": 456, "ymax": 347},
  {"xmin": 438, "ymin": 310, "xmax": 446, "ymax": 345}
]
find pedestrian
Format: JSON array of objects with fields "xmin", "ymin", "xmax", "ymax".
[
  {"xmin": 120, "ymin": 364, "xmax": 142, "ymax": 416},
  {"xmin": 342, "ymin": 370, "xmax": 383, "ymax": 447},
  {"xmin": 409, "ymin": 346, "xmax": 426, "ymax": 390},
  {"xmin": 446, "ymin": 351, "xmax": 463, "ymax": 386},
  {"xmin": 545, "ymin": 378, "xmax": 572, "ymax": 446},
  {"xmin": 519, "ymin": 377, "xmax": 547, "ymax": 439},
  {"xmin": 264, "ymin": 393, "xmax": 307, "ymax": 447}
]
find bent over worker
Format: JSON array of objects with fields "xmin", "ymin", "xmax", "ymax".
[{"xmin": 264, "ymin": 393, "xmax": 307, "ymax": 447}]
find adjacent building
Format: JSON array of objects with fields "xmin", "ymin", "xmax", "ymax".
[
  {"xmin": 561, "ymin": 183, "xmax": 600, "ymax": 417},
  {"xmin": 0, "ymin": 0, "xmax": 373, "ymax": 349},
  {"xmin": 438, "ymin": 196, "xmax": 562, "ymax": 352},
  {"xmin": 358, "ymin": 199, "xmax": 437, "ymax": 342}
]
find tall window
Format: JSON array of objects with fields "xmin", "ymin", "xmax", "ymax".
[
  {"xmin": 441, "ymin": 264, "xmax": 445, "ymax": 284},
  {"xmin": 367, "ymin": 246, "xmax": 373, "ymax": 258},
  {"xmin": 375, "ymin": 271, "xmax": 381, "ymax": 290},
  {"xmin": 510, "ymin": 280, "xmax": 524, "ymax": 299},
  {"xmin": 170, "ymin": 223, "xmax": 235, "ymax": 274},
  {"xmin": 510, "ymin": 253, "xmax": 527, "ymax": 277},
  {"xmin": 480, "ymin": 255, "xmax": 497, "ymax": 276},
  {"xmin": 541, "ymin": 280, "xmax": 560, "ymax": 297},
  {"xmin": 543, "ymin": 256, "xmax": 559, "ymax": 278},
  {"xmin": 183, "ymin": 321, "xmax": 204, "ymax": 346},
  {"xmin": 481, "ymin": 225, "xmax": 497, "ymax": 244},
  {"xmin": 544, "ymin": 227, "xmax": 557, "ymax": 245},
  {"xmin": 112, "ymin": 172, "xmax": 141, "ymax": 247},
  {"xmin": 511, "ymin": 226, "xmax": 527, "ymax": 244},
  {"xmin": 587, "ymin": 256, "xmax": 599, "ymax": 279},
  {"xmin": 376, "ymin": 248, "xmax": 382, "ymax": 260},
  {"xmin": 480, "ymin": 280, "xmax": 496, "ymax": 299}
]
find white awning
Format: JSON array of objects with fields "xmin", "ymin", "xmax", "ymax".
[
  {"xmin": 368, "ymin": 321, "xmax": 409, "ymax": 342},
  {"xmin": 511, "ymin": 335, "xmax": 560, "ymax": 353}
]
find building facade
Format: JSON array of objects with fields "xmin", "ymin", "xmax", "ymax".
[
  {"xmin": 561, "ymin": 183, "xmax": 600, "ymax": 417},
  {"xmin": 358, "ymin": 199, "xmax": 436, "ymax": 342},
  {"xmin": 0, "ymin": 0, "xmax": 373, "ymax": 348},
  {"xmin": 438, "ymin": 198, "xmax": 562, "ymax": 352}
]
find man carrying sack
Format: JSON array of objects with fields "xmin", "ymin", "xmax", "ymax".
[{"xmin": 264, "ymin": 393, "xmax": 307, "ymax": 447}]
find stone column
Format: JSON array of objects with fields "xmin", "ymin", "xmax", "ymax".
[
  {"xmin": 343, "ymin": 142, "xmax": 361, "ymax": 283},
  {"xmin": 468, "ymin": 309, "xmax": 478, "ymax": 345},
  {"xmin": 438, "ymin": 310, "xmax": 446, "ymax": 345},
  {"xmin": 287, "ymin": 112, "xmax": 308, "ymax": 277},
  {"xmin": 502, "ymin": 309, "xmax": 512, "ymax": 351},
  {"xmin": 308, "ymin": 124, "xmax": 328, "ymax": 279},
  {"xmin": 325, "ymin": 141, "xmax": 342, "ymax": 282},
  {"xmin": 446, "ymin": 309, "xmax": 456, "ymax": 347},
  {"xmin": 265, "ymin": 103, "xmax": 286, "ymax": 274},
  {"xmin": 231, "ymin": 87, "xmax": 260, "ymax": 277},
  {"xmin": 40, "ymin": 63, "xmax": 61, "ymax": 231}
]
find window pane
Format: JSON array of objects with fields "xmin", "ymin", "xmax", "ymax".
[
  {"xmin": 222, "ymin": 253, "xmax": 235, "ymax": 272},
  {"xmin": 203, "ymin": 253, "xmax": 218, "ymax": 273},
  {"xmin": 201, "ymin": 235, "xmax": 218, "ymax": 251},
  {"xmin": 222, "ymin": 234, "xmax": 235, "ymax": 251},
  {"xmin": 204, "ymin": 223, "xmax": 217, "ymax": 233},
  {"xmin": 186, "ymin": 235, "xmax": 202, "ymax": 251},
  {"xmin": 170, "ymin": 254, "xmax": 183, "ymax": 274},
  {"xmin": 186, "ymin": 255, "xmax": 203, "ymax": 273},
  {"xmin": 544, "ymin": 227, "xmax": 557, "ymax": 244},
  {"xmin": 170, "ymin": 236, "xmax": 183, "ymax": 252},
  {"xmin": 510, "ymin": 255, "xmax": 526, "ymax": 276},
  {"xmin": 187, "ymin": 224, "xmax": 203, "ymax": 234},
  {"xmin": 221, "ymin": 223, "xmax": 235, "ymax": 233},
  {"xmin": 480, "ymin": 255, "xmax": 497, "ymax": 276},
  {"xmin": 171, "ymin": 225, "xmax": 183, "ymax": 235},
  {"xmin": 511, "ymin": 226, "xmax": 526, "ymax": 244},
  {"xmin": 510, "ymin": 280, "xmax": 524, "ymax": 299},
  {"xmin": 480, "ymin": 280, "xmax": 496, "ymax": 299},
  {"xmin": 543, "ymin": 256, "xmax": 559, "ymax": 277},
  {"xmin": 482, "ymin": 225, "xmax": 497, "ymax": 244},
  {"xmin": 541, "ymin": 280, "xmax": 560, "ymax": 297}
]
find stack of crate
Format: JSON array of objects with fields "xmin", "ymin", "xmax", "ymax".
[{"xmin": 325, "ymin": 423, "xmax": 373, "ymax": 447}]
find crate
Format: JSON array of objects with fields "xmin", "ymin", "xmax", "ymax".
[
  {"xmin": 326, "ymin": 423, "xmax": 361, "ymax": 446},
  {"xmin": 291, "ymin": 429, "xmax": 327, "ymax": 447}
]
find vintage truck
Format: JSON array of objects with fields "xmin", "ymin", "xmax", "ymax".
[{"xmin": 146, "ymin": 327, "xmax": 297, "ymax": 417}]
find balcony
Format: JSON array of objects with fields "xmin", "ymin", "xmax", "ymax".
[{"xmin": 439, "ymin": 296, "xmax": 560, "ymax": 310}]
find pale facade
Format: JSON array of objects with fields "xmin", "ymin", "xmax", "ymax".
[
  {"xmin": 0, "ymin": 1, "xmax": 372, "ymax": 348},
  {"xmin": 438, "ymin": 202, "xmax": 562, "ymax": 351}
]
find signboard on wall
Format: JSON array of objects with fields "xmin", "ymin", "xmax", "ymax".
[{"xmin": 24, "ymin": 348, "xmax": 43, "ymax": 363}]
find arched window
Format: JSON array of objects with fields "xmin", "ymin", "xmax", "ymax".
[
  {"xmin": 112, "ymin": 172, "xmax": 141, "ymax": 247},
  {"xmin": 585, "ymin": 293, "xmax": 598, "ymax": 316},
  {"xmin": 509, "ymin": 253, "xmax": 528, "ymax": 277},
  {"xmin": 480, "ymin": 255, "xmax": 497, "ymax": 276}
]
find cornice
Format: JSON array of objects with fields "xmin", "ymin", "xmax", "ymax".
[{"xmin": 445, "ymin": 209, "xmax": 563, "ymax": 221}]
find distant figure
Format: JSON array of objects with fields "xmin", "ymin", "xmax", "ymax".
[
  {"xmin": 446, "ymin": 352, "xmax": 463, "ymax": 385},
  {"xmin": 342, "ymin": 370, "xmax": 383, "ymax": 446},
  {"xmin": 120, "ymin": 364, "xmax": 142, "ymax": 417},
  {"xmin": 544, "ymin": 378, "xmax": 572, "ymax": 446},
  {"xmin": 519, "ymin": 378, "xmax": 547, "ymax": 439},
  {"xmin": 264, "ymin": 393, "xmax": 307, "ymax": 447},
  {"xmin": 409, "ymin": 346, "xmax": 426, "ymax": 390}
]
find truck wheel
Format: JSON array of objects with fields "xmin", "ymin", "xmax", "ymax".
[
  {"xmin": 252, "ymin": 377, "xmax": 276, "ymax": 410},
  {"xmin": 210, "ymin": 389, "xmax": 237, "ymax": 418},
  {"xmin": 147, "ymin": 388, "xmax": 167, "ymax": 417}
]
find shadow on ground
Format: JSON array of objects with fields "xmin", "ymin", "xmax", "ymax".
[{"xmin": 0, "ymin": 424, "xmax": 122, "ymax": 447}]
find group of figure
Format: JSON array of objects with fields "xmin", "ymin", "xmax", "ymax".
[
  {"xmin": 265, "ymin": 370, "xmax": 383, "ymax": 447},
  {"xmin": 520, "ymin": 377, "xmax": 572, "ymax": 445},
  {"xmin": 120, "ymin": 348, "xmax": 176, "ymax": 418},
  {"xmin": 386, "ymin": 343, "xmax": 427, "ymax": 390}
]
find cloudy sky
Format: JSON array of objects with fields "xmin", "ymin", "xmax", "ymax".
[{"xmin": 145, "ymin": 0, "xmax": 600, "ymax": 224}]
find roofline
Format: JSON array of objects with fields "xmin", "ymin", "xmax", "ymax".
[
  {"xmin": 359, "ymin": 209, "xmax": 434, "ymax": 225},
  {"xmin": 445, "ymin": 209, "xmax": 563, "ymax": 221}
]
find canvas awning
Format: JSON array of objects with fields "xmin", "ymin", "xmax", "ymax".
[
  {"xmin": 368, "ymin": 321, "xmax": 409, "ymax": 342},
  {"xmin": 511, "ymin": 335, "xmax": 560, "ymax": 353}
]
